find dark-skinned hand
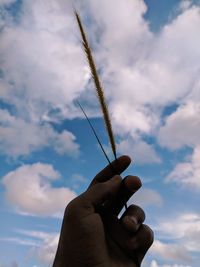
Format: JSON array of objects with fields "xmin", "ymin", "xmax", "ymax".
[{"xmin": 53, "ymin": 155, "xmax": 154, "ymax": 267}]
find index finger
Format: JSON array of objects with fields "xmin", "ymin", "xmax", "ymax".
[{"xmin": 89, "ymin": 155, "xmax": 131, "ymax": 188}]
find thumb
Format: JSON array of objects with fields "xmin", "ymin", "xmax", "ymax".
[{"xmin": 83, "ymin": 175, "xmax": 122, "ymax": 207}]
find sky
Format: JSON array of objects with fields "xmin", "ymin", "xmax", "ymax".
[{"xmin": 0, "ymin": 0, "xmax": 200, "ymax": 266}]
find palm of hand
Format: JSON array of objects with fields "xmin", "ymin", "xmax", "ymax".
[{"xmin": 57, "ymin": 211, "xmax": 140, "ymax": 267}]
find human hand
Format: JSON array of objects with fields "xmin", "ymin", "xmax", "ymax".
[{"xmin": 53, "ymin": 155, "xmax": 154, "ymax": 267}]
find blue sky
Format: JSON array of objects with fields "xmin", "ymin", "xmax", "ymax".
[{"xmin": 0, "ymin": 0, "xmax": 200, "ymax": 267}]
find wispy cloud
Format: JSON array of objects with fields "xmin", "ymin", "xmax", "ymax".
[
  {"xmin": 0, "ymin": 237, "xmax": 38, "ymax": 247},
  {"xmin": 17, "ymin": 229, "xmax": 59, "ymax": 265}
]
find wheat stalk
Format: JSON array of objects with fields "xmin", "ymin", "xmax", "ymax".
[{"xmin": 75, "ymin": 11, "xmax": 117, "ymax": 160}]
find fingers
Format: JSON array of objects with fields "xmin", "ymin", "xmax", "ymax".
[
  {"xmin": 85, "ymin": 175, "xmax": 122, "ymax": 206},
  {"xmin": 104, "ymin": 205, "xmax": 153, "ymax": 265},
  {"xmin": 120, "ymin": 205, "xmax": 145, "ymax": 233},
  {"xmin": 66, "ymin": 175, "xmax": 122, "ymax": 219},
  {"xmin": 89, "ymin": 155, "xmax": 131, "ymax": 187},
  {"xmin": 108, "ymin": 175, "xmax": 142, "ymax": 215},
  {"xmin": 108, "ymin": 220, "xmax": 153, "ymax": 265},
  {"xmin": 129, "ymin": 224, "xmax": 154, "ymax": 264}
]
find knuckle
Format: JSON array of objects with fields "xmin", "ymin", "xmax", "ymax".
[
  {"xmin": 128, "ymin": 204, "xmax": 146, "ymax": 223},
  {"xmin": 64, "ymin": 197, "xmax": 80, "ymax": 219}
]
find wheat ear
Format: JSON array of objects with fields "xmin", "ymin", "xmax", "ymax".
[{"xmin": 75, "ymin": 11, "xmax": 117, "ymax": 160}]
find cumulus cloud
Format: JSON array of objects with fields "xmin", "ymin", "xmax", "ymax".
[
  {"xmin": 79, "ymin": 0, "xmax": 200, "ymax": 162},
  {"xmin": 150, "ymin": 240, "xmax": 192, "ymax": 263},
  {"xmin": 166, "ymin": 146, "xmax": 200, "ymax": 190},
  {"xmin": 1, "ymin": 1, "xmax": 200, "ymax": 266},
  {"xmin": 150, "ymin": 260, "xmax": 191, "ymax": 267},
  {"xmin": 155, "ymin": 213, "xmax": 200, "ymax": 253},
  {"xmin": 0, "ymin": 0, "xmax": 16, "ymax": 6},
  {"xmin": 179, "ymin": 0, "xmax": 193, "ymax": 12},
  {"xmin": 0, "ymin": 109, "xmax": 80, "ymax": 158},
  {"xmin": 0, "ymin": 0, "xmax": 200, "ymax": 161},
  {"xmin": 158, "ymin": 102, "xmax": 200, "ymax": 150},
  {"xmin": 149, "ymin": 213, "xmax": 200, "ymax": 267},
  {"xmin": 0, "ymin": 0, "xmax": 84, "ymax": 159},
  {"xmin": 91, "ymin": 1, "xmax": 200, "ymax": 115},
  {"xmin": 0, "ymin": 0, "xmax": 87, "ymax": 119},
  {"xmin": 118, "ymin": 138, "xmax": 161, "ymax": 165},
  {"xmin": 2, "ymin": 163, "xmax": 77, "ymax": 216}
]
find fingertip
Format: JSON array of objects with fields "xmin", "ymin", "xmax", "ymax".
[
  {"xmin": 121, "ymin": 216, "xmax": 139, "ymax": 233},
  {"xmin": 114, "ymin": 155, "xmax": 131, "ymax": 172},
  {"xmin": 124, "ymin": 176, "xmax": 142, "ymax": 192},
  {"xmin": 90, "ymin": 155, "xmax": 131, "ymax": 186},
  {"xmin": 117, "ymin": 155, "xmax": 132, "ymax": 165}
]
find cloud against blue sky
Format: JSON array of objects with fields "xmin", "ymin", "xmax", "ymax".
[{"xmin": 0, "ymin": 0, "xmax": 200, "ymax": 267}]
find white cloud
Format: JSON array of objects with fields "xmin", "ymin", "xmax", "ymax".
[
  {"xmin": 149, "ymin": 212, "xmax": 200, "ymax": 266},
  {"xmin": 0, "ymin": 0, "xmax": 16, "ymax": 6},
  {"xmin": 118, "ymin": 138, "xmax": 161, "ymax": 165},
  {"xmin": 158, "ymin": 102, "xmax": 200, "ymax": 150},
  {"xmin": 94, "ymin": 1, "xmax": 200, "ymax": 116},
  {"xmin": 166, "ymin": 146, "xmax": 200, "ymax": 190},
  {"xmin": 17, "ymin": 230, "xmax": 59, "ymax": 265},
  {"xmin": 150, "ymin": 260, "xmax": 191, "ymax": 267},
  {"xmin": 155, "ymin": 213, "xmax": 200, "ymax": 253},
  {"xmin": 0, "ymin": 109, "xmax": 80, "ymax": 158},
  {"xmin": 80, "ymin": 0, "xmax": 200, "ymax": 160},
  {"xmin": 36, "ymin": 232, "xmax": 59, "ymax": 265},
  {"xmin": 129, "ymin": 188, "xmax": 163, "ymax": 207},
  {"xmin": 1, "ymin": 1, "xmax": 200, "ymax": 266},
  {"xmin": 150, "ymin": 240, "xmax": 192, "ymax": 263},
  {"xmin": 179, "ymin": 0, "xmax": 193, "ymax": 12},
  {"xmin": 2, "ymin": 163, "xmax": 77, "ymax": 216},
  {"xmin": 53, "ymin": 131, "xmax": 80, "ymax": 157},
  {"xmin": 0, "ymin": 0, "xmax": 87, "ymax": 120},
  {"xmin": 1, "ymin": 0, "xmax": 200, "ymax": 161},
  {"xmin": 0, "ymin": 263, "xmax": 18, "ymax": 267},
  {"xmin": 2, "ymin": 229, "xmax": 59, "ymax": 265},
  {"xmin": 0, "ymin": 237, "xmax": 38, "ymax": 247}
]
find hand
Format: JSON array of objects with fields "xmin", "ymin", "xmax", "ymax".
[{"xmin": 53, "ymin": 155, "xmax": 154, "ymax": 267}]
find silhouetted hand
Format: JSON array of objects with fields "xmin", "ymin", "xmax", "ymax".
[{"xmin": 53, "ymin": 155, "xmax": 154, "ymax": 267}]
